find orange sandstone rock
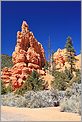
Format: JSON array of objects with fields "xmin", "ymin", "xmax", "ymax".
[
  {"xmin": 52, "ymin": 48, "xmax": 67, "ymax": 69},
  {"xmin": 1, "ymin": 21, "xmax": 46, "ymax": 89},
  {"xmin": 52, "ymin": 48, "xmax": 80, "ymax": 71}
]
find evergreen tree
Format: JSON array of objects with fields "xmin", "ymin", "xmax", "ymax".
[
  {"xmin": 64, "ymin": 67, "xmax": 73, "ymax": 81},
  {"xmin": 1, "ymin": 80, "xmax": 7, "ymax": 94},
  {"xmin": 27, "ymin": 70, "xmax": 46, "ymax": 91},
  {"xmin": 51, "ymin": 71, "xmax": 68, "ymax": 90},
  {"xmin": 6, "ymin": 80, "xmax": 13, "ymax": 93},
  {"xmin": 15, "ymin": 70, "xmax": 47, "ymax": 95},
  {"xmin": 44, "ymin": 61, "xmax": 49, "ymax": 70},
  {"xmin": 65, "ymin": 36, "xmax": 77, "ymax": 73},
  {"xmin": 1, "ymin": 80, "xmax": 13, "ymax": 94}
]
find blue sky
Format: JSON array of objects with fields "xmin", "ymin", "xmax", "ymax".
[{"xmin": 1, "ymin": 1, "xmax": 81, "ymax": 60}]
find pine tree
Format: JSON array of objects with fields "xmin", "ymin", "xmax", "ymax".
[
  {"xmin": 64, "ymin": 66, "xmax": 73, "ymax": 81},
  {"xmin": 15, "ymin": 70, "xmax": 48, "ymax": 95},
  {"xmin": 6, "ymin": 80, "xmax": 13, "ymax": 93},
  {"xmin": 65, "ymin": 36, "xmax": 77, "ymax": 73},
  {"xmin": 51, "ymin": 71, "xmax": 68, "ymax": 90},
  {"xmin": 44, "ymin": 61, "xmax": 49, "ymax": 70},
  {"xmin": 27, "ymin": 70, "xmax": 45, "ymax": 91},
  {"xmin": 1, "ymin": 80, "xmax": 7, "ymax": 94}
]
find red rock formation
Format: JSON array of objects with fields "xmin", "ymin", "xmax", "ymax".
[
  {"xmin": 1, "ymin": 21, "xmax": 46, "ymax": 90},
  {"xmin": 52, "ymin": 48, "xmax": 80, "ymax": 70},
  {"xmin": 1, "ymin": 67, "xmax": 12, "ymax": 84},
  {"xmin": 53, "ymin": 48, "xmax": 67, "ymax": 69}
]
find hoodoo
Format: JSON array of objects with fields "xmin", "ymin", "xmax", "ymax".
[{"xmin": 1, "ymin": 21, "xmax": 46, "ymax": 89}]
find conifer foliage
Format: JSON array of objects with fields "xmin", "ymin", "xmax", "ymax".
[
  {"xmin": 65, "ymin": 36, "xmax": 77, "ymax": 73},
  {"xmin": 26, "ymin": 70, "xmax": 45, "ymax": 91},
  {"xmin": 15, "ymin": 70, "xmax": 47, "ymax": 95}
]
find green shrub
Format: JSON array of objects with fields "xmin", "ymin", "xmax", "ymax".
[
  {"xmin": 15, "ymin": 70, "xmax": 47, "ymax": 95},
  {"xmin": 1, "ymin": 54, "xmax": 13, "ymax": 70},
  {"xmin": 27, "ymin": 70, "xmax": 47, "ymax": 91},
  {"xmin": 51, "ymin": 71, "xmax": 68, "ymax": 90},
  {"xmin": 75, "ymin": 69, "xmax": 81, "ymax": 84},
  {"xmin": 51, "ymin": 67, "xmax": 81, "ymax": 91},
  {"xmin": 64, "ymin": 67, "xmax": 73, "ymax": 80},
  {"xmin": 65, "ymin": 88, "xmax": 72, "ymax": 98},
  {"xmin": 68, "ymin": 69, "xmax": 81, "ymax": 86},
  {"xmin": 69, "ymin": 77, "xmax": 81, "ymax": 86},
  {"xmin": 44, "ymin": 61, "xmax": 49, "ymax": 70},
  {"xmin": 6, "ymin": 80, "xmax": 13, "ymax": 93},
  {"xmin": 1, "ymin": 80, "xmax": 13, "ymax": 94},
  {"xmin": 60, "ymin": 93, "xmax": 81, "ymax": 115},
  {"xmin": 1, "ymin": 80, "xmax": 7, "ymax": 94},
  {"xmin": 60, "ymin": 83, "xmax": 81, "ymax": 115},
  {"xmin": 15, "ymin": 84, "xmax": 26, "ymax": 95}
]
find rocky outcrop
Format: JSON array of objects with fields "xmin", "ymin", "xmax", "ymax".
[
  {"xmin": 52, "ymin": 48, "xmax": 67, "ymax": 69},
  {"xmin": 75, "ymin": 54, "xmax": 81, "ymax": 69},
  {"xmin": 1, "ymin": 21, "xmax": 46, "ymax": 89},
  {"xmin": 1, "ymin": 67, "xmax": 12, "ymax": 84},
  {"xmin": 52, "ymin": 48, "xmax": 80, "ymax": 70}
]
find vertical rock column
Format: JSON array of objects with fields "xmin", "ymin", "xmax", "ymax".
[{"xmin": 1, "ymin": 21, "xmax": 46, "ymax": 89}]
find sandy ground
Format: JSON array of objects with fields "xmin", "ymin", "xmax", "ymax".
[{"xmin": 1, "ymin": 106, "xmax": 81, "ymax": 121}]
